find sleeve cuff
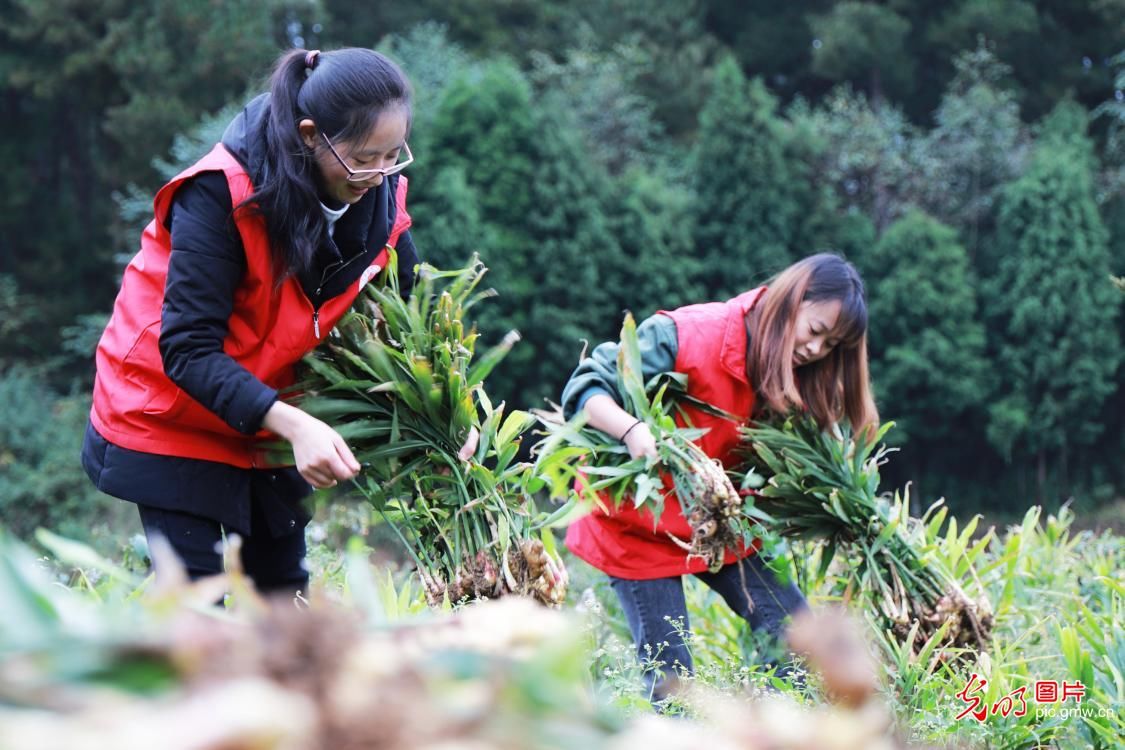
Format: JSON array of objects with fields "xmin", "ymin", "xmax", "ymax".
[{"xmin": 230, "ymin": 383, "xmax": 279, "ymax": 435}]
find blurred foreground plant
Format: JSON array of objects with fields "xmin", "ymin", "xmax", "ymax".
[{"xmin": 0, "ymin": 528, "xmax": 942, "ymax": 750}]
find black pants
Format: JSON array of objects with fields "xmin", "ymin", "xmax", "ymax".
[{"xmin": 138, "ymin": 500, "xmax": 309, "ymax": 596}]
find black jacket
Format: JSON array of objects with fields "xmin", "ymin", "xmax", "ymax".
[
  {"xmin": 83, "ymin": 93, "xmax": 420, "ymax": 534},
  {"xmin": 160, "ymin": 92, "xmax": 419, "ymax": 437}
]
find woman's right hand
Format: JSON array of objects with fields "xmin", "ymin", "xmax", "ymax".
[
  {"xmin": 263, "ymin": 401, "xmax": 361, "ymax": 488},
  {"xmin": 622, "ymin": 421, "xmax": 658, "ymax": 460},
  {"xmin": 583, "ymin": 394, "xmax": 659, "ymax": 460}
]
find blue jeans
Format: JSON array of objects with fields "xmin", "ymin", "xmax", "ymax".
[{"xmin": 609, "ymin": 554, "xmax": 808, "ymax": 702}]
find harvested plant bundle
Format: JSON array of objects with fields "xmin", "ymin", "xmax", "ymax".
[
  {"xmin": 298, "ymin": 253, "xmax": 565, "ymax": 606},
  {"xmin": 0, "ymin": 532, "xmax": 925, "ymax": 750},
  {"xmin": 534, "ymin": 314, "xmax": 762, "ymax": 573},
  {"xmin": 738, "ymin": 416, "xmax": 993, "ymax": 656}
]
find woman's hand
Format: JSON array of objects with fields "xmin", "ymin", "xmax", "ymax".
[
  {"xmin": 583, "ymin": 394, "xmax": 658, "ymax": 460},
  {"xmin": 622, "ymin": 421, "xmax": 657, "ymax": 460},
  {"xmin": 263, "ymin": 401, "xmax": 361, "ymax": 489},
  {"xmin": 457, "ymin": 426, "xmax": 480, "ymax": 462}
]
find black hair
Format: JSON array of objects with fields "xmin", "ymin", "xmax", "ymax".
[{"xmin": 239, "ymin": 48, "xmax": 412, "ymax": 280}]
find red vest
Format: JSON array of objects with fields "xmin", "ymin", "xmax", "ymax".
[
  {"xmin": 90, "ymin": 144, "xmax": 411, "ymax": 468},
  {"xmin": 565, "ymin": 288, "xmax": 766, "ymax": 579}
]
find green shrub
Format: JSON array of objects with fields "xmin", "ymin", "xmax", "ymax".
[{"xmin": 0, "ymin": 367, "xmax": 138, "ymax": 550}]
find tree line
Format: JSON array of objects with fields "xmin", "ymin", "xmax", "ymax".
[{"xmin": 1, "ymin": 0, "xmax": 1121, "ymax": 544}]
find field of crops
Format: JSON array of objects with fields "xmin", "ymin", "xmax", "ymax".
[
  {"xmin": 0, "ymin": 499, "xmax": 1120, "ymax": 750},
  {"xmin": 3, "ymin": 257, "xmax": 1120, "ymax": 749}
]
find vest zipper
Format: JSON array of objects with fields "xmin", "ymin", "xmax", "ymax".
[
  {"xmin": 317, "ymin": 248, "xmax": 369, "ymax": 292},
  {"xmin": 310, "ymin": 248, "xmax": 370, "ymax": 340}
]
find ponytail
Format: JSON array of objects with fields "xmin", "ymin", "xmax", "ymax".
[{"xmin": 236, "ymin": 48, "xmax": 412, "ymax": 281}]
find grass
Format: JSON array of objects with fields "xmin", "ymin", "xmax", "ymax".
[
  {"xmin": 0, "ymin": 499, "xmax": 1119, "ymax": 749},
  {"xmin": 301, "ymin": 498, "xmax": 1121, "ymax": 747},
  {"xmin": 565, "ymin": 503, "xmax": 1122, "ymax": 748}
]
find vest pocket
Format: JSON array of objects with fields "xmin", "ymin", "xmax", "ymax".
[
  {"xmin": 141, "ymin": 385, "xmax": 184, "ymax": 417},
  {"xmin": 122, "ymin": 321, "xmax": 163, "ymax": 383},
  {"xmin": 120, "ymin": 321, "xmax": 181, "ymax": 417}
]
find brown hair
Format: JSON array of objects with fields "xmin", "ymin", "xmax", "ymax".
[{"xmin": 747, "ymin": 253, "xmax": 878, "ymax": 435}]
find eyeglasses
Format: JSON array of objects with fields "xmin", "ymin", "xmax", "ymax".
[{"xmin": 320, "ymin": 133, "xmax": 414, "ymax": 183}]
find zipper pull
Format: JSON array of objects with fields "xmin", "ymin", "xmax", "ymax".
[{"xmin": 313, "ymin": 310, "xmax": 321, "ymax": 339}]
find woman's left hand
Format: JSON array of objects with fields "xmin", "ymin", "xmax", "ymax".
[{"xmin": 457, "ymin": 426, "xmax": 480, "ymax": 461}]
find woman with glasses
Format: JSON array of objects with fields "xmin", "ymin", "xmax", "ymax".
[{"xmin": 83, "ymin": 47, "xmax": 471, "ymax": 594}]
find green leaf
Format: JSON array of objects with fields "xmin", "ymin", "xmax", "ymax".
[
  {"xmin": 496, "ymin": 409, "xmax": 534, "ymax": 452},
  {"xmin": 616, "ymin": 313, "xmax": 650, "ymax": 417},
  {"xmin": 467, "ymin": 330, "xmax": 520, "ymax": 387}
]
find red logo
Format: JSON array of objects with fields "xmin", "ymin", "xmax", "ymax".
[
  {"xmin": 1061, "ymin": 681, "xmax": 1085, "ymax": 704},
  {"xmin": 990, "ymin": 687, "xmax": 1028, "ymax": 718},
  {"xmin": 955, "ymin": 673, "xmax": 989, "ymax": 723},
  {"xmin": 958, "ymin": 677, "xmax": 1087, "ymax": 721},
  {"xmin": 1034, "ymin": 680, "xmax": 1059, "ymax": 703}
]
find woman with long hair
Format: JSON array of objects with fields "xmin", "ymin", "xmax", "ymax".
[
  {"xmin": 83, "ymin": 47, "xmax": 474, "ymax": 595},
  {"xmin": 561, "ymin": 252, "xmax": 878, "ymax": 702}
]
